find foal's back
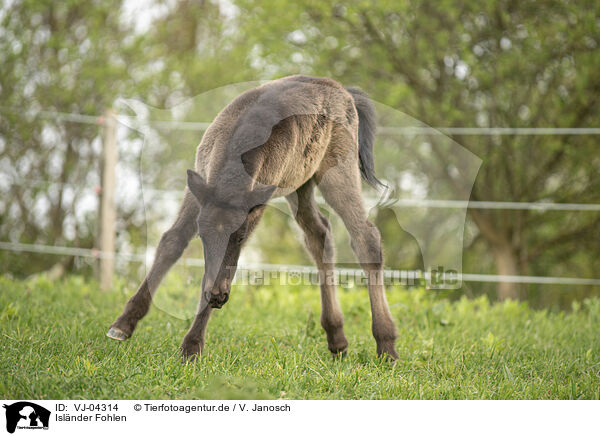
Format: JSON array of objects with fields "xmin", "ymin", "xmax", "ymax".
[{"xmin": 195, "ymin": 75, "xmax": 358, "ymax": 193}]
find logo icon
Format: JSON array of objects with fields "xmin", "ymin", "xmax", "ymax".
[{"xmin": 3, "ymin": 402, "xmax": 50, "ymax": 434}]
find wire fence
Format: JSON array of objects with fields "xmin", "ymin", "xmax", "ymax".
[
  {"xmin": 3, "ymin": 241, "xmax": 600, "ymax": 286},
  {"xmin": 3, "ymin": 176, "xmax": 600, "ymax": 212},
  {"xmin": 2, "ymin": 107, "xmax": 600, "ymax": 287},
  {"xmin": 12, "ymin": 108, "xmax": 600, "ymax": 135}
]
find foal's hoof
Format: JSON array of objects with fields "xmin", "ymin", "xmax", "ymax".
[
  {"xmin": 180, "ymin": 342, "xmax": 201, "ymax": 363},
  {"xmin": 331, "ymin": 349, "xmax": 348, "ymax": 361},
  {"xmin": 106, "ymin": 326, "xmax": 129, "ymax": 341},
  {"xmin": 379, "ymin": 352, "xmax": 398, "ymax": 363},
  {"xmin": 376, "ymin": 342, "xmax": 399, "ymax": 362},
  {"xmin": 328, "ymin": 339, "xmax": 349, "ymax": 360}
]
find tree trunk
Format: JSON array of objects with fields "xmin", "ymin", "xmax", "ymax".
[
  {"xmin": 491, "ymin": 242, "xmax": 520, "ymax": 300},
  {"xmin": 468, "ymin": 210, "xmax": 521, "ymax": 301}
]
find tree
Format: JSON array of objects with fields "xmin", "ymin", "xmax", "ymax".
[
  {"xmin": 0, "ymin": 0, "xmax": 253, "ymax": 276},
  {"xmin": 235, "ymin": 0, "xmax": 600, "ymax": 300},
  {"xmin": 0, "ymin": 0, "xmax": 144, "ymax": 275}
]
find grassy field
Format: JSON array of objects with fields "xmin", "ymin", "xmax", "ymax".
[{"xmin": 1, "ymin": 274, "xmax": 599, "ymax": 399}]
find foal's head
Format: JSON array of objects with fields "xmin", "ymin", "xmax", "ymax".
[{"xmin": 186, "ymin": 169, "xmax": 275, "ymax": 308}]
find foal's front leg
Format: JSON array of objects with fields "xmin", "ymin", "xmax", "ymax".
[
  {"xmin": 181, "ymin": 302, "xmax": 213, "ymax": 360},
  {"xmin": 107, "ymin": 191, "xmax": 198, "ymax": 341},
  {"xmin": 180, "ymin": 204, "xmax": 268, "ymax": 361}
]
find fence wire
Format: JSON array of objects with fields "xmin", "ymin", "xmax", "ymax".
[
  {"xmin": 2, "ymin": 241, "xmax": 599, "ymax": 286},
  {"xmin": 2, "ymin": 107, "xmax": 600, "ymax": 287}
]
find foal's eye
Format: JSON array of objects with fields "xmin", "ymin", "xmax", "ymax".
[{"xmin": 237, "ymin": 235, "xmax": 245, "ymax": 244}]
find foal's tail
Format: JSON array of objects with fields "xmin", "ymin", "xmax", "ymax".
[{"xmin": 345, "ymin": 87, "xmax": 384, "ymax": 189}]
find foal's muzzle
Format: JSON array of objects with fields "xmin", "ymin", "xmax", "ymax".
[
  {"xmin": 203, "ymin": 277, "xmax": 231, "ymax": 309},
  {"xmin": 206, "ymin": 290, "xmax": 229, "ymax": 309}
]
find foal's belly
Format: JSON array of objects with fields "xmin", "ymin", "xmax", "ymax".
[{"xmin": 262, "ymin": 123, "xmax": 332, "ymax": 194}]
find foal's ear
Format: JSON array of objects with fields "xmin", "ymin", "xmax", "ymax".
[
  {"xmin": 187, "ymin": 169, "xmax": 210, "ymax": 203},
  {"xmin": 246, "ymin": 184, "xmax": 276, "ymax": 210}
]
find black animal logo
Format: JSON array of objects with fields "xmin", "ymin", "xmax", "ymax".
[{"xmin": 3, "ymin": 402, "xmax": 50, "ymax": 433}]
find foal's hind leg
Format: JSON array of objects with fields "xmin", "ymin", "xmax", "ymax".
[
  {"xmin": 316, "ymin": 160, "xmax": 398, "ymax": 360},
  {"xmin": 287, "ymin": 181, "xmax": 348, "ymax": 356},
  {"xmin": 107, "ymin": 189, "xmax": 199, "ymax": 340}
]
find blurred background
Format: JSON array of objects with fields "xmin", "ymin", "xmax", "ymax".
[{"xmin": 1, "ymin": 0, "xmax": 599, "ymax": 310}]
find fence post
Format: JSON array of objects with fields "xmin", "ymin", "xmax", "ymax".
[{"xmin": 99, "ymin": 109, "xmax": 118, "ymax": 290}]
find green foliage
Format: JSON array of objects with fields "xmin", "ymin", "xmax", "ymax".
[
  {"xmin": 0, "ymin": 0, "xmax": 255, "ymax": 276},
  {"xmin": 236, "ymin": 0, "xmax": 600, "ymax": 299},
  {"xmin": 1, "ymin": 0, "xmax": 599, "ymax": 305},
  {"xmin": 1, "ymin": 275, "xmax": 599, "ymax": 399},
  {"xmin": 0, "ymin": 0, "xmax": 148, "ymax": 275}
]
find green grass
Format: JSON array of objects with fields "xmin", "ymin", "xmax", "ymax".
[{"xmin": 1, "ymin": 274, "xmax": 599, "ymax": 399}]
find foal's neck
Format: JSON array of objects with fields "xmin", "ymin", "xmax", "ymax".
[{"xmin": 207, "ymin": 158, "xmax": 256, "ymax": 193}]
